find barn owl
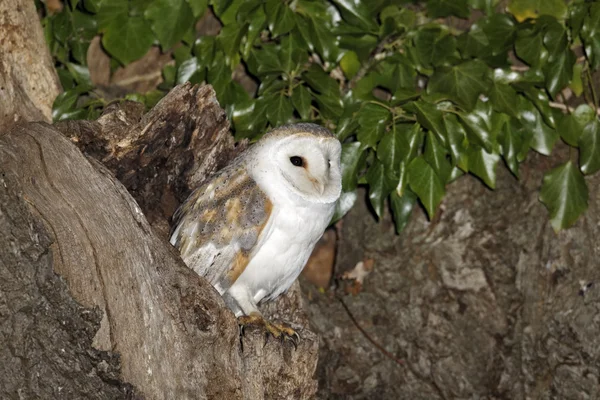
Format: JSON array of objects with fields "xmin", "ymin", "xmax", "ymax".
[{"xmin": 170, "ymin": 123, "xmax": 342, "ymax": 341}]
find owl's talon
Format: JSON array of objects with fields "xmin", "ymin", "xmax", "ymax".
[{"xmin": 237, "ymin": 314, "xmax": 299, "ymax": 348}]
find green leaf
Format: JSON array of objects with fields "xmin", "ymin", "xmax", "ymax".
[
  {"xmin": 279, "ymin": 35, "xmax": 307, "ymax": 74},
  {"xmin": 314, "ymin": 92, "xmax": 343, "ymax": 120},
  {"xmin": 443, "ymin": 113, "xmax": 468, "ymax": 167},
  {"xmin": 518, "ymin": 97, "xmax": 559, "ymax": 156},
  {"xmin": 340, "ymin": 51, "xmax": 360, "ymax": 79},
  {"xmin": 427, "ymin": 0, "xmax": 469, "ymax": 19},
  {"xmin": 424, "ymin": 132, "xmax": 452, "ymax": 183},
  {"xmin": 177, "ymin": 57, "xmax": 202, "ymax": 84},
  {"xmin": 410, "ymin": 100, "xmax": 447, "ymax": 146},
  {"xmin": 291, "ymin": 85, "xmax": 312, "ymax": 120},
  {"xmin": 265, "ymin": 0, "xmax": 296, "ymax": 37},
  {"xmin": 515, "ymin": 29, "xmax": 546, "ymax": 67},
  {"xmin": 366, "ymin": 159, "xmax": 395, "ymax": 219},
  {"xmin": 482, "ymin": 13, "xmax": 516, "ymax": 52},
  {"xmin": 145, "ymin": 0, "xmax": 195, "ymax": 50},
  {"xmin": 539, "ymin": 161, "xmax": 588, "ymax": 232},
  {"xmin": 557, "ymin": 104, "xmax": 594, "ymax": 147},
  {"xmin": 390, "ymin": 190, "xmax": 417, "ymax": 234},
  {"xmin": 579, "ymin": 119, "xmax": 600, "ymax": 175},
  {"xmin": 356, "ymin": 103, "xmax": 391, "ymax": 148},
  {"xmin": 187, "ymin": 0, "xmax": 208, "ymax": 17},
  {"xmin": 377, "ymin": 128, "xmax": 404, "ymax": 178},
  {"xmin": 407, "ymin": 157, "xmax": 445, "ymax": 219},
  {"xmin": 499, "ymin": 119, "xmax": 522, "ymax": 177},
  {"xmin": 458, "ymin": 100, "xmax": 498, "ymax": 153},
  {"xmin": 341, "ymin": 142, "xmax": 367, "ymax": 191},
  {"xmin": 542, "ymin": 22, "xmax": 575, "ymax": 97},
  {"xmin": 581, "ymin": 3, "xmax": 600, "ymax": 70},
  {"xmin": 218, "ymin": 23, "xmax": 247, "ymax": 67},
  {"xmin": 65, "ymin": 63, "xmax": 91, "ymax": 86},
  {"xmin": 468, "ymin": 146, "xmax": 499, "ymax": 189},
  {"xmin": 295, "ymin": 14, "xmax": 338, "ymax": 62},
  {"xmin": 428, "ymin": 60, "xmax": 488, "ymax": 111},
  {"xmin": 101, "ymin": 16, "xmax": 154, "ymax": 65},
  {"xmin": 507, "ymin": 0, "xmax": 567, "ymax": 22},
  {"xmin": 242, "ymin": 7, "xmax": 266, "ymax": 58},
  {"xmin": 265, "ymin": 93, "xmax": 293, "ymax": 126},
  {"xmin": 413, "ymin": 28, "xmax": 457, "ymax": 68},
  {"xmin": 303, "ymin": 64, "xmax": 339, "ymax": 94},
  {"xmin": 330, "ymin": 0, "xmax": 377, "ymax": 32},
  {"xmin": 489, "ymin": 81, "xmax": 519, "ymax": 118}
]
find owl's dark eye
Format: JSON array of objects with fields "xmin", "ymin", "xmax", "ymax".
[{"xmin": 290, "ymin": 156, "xmax": 304, "ymax": 167}]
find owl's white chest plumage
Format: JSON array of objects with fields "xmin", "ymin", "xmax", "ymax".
[{"xmin": 228, "ymin": 201, "xmax": 334, "ymax": 310}]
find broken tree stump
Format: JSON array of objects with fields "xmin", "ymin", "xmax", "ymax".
[{"xmin": 0, "ymin": 84, "xmax": 319, "ymax": 399}]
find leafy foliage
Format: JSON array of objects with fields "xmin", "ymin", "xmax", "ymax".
[{"xmin": 40, "ymin": 0, "xmax": 600, "ymax": 232}]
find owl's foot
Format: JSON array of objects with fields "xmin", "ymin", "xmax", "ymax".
[{"xmin": 238, "ymin": 313, "xmax": 300, "ymax": 349}]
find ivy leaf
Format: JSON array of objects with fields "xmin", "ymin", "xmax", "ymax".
[
  {"xmin": 424, "ymin": 132, "xmax": 452, "ymax": 183},
  {"xmin": 507, "ymin": 0, "xmax": 567, "ymax": 22},
  {"xmin": 482, "ymin": 13, "xmax": 516, "ymax": 53},
  {"xmin": 265, "ymin": 93, "xmax": 294, "ymax": 126},
  {"xmin": 468, "ymin": 146, "xmax": 500, "ymax": 189},
  {"xmin": 314, "ymin": 92, "xmax": 343, "ymax": 120},
  {"xmin": 407, "ymin": 157, "xmax": 445, "ymax": 219},
  {"xmin": 443, "ymin": 113, "xmax": 468, "ymax": 167},
  {"xmin": 410, "ymin": 100, "xmax": 447, "ymax": 146},
  {"xmin": 581, "ymin": 3, "xmax": 600, "ymax": 70},
  {"xmin": 265, "ymin": 0, "xmax": 296, "ymax": 37},
  {"xmin": 428, "ymin": 60, "xmax": 488, "ymax": 111},
  {"xmin": 177, "ymin": 57, "xmax": 202, "ymax": 84},
  {"xmin": 356, "ymin": 103, "xmax": 391, "ymax": 148},
  {"xmin": 101, "ymin": 16, "xmax": 154, "ymax": 65},
  {"xmin": 539, "ymin": 161, "xmax": 588, "ymax": 232},
  {"xmin": 341, "ymin": 142, "xmax": 367, "ymax": 191},
  {"xmin": 556, "ymin": 104, "xmax": 594, "ymax": 147},
  {"xmin": 579, "ymin": 119, "xmax": 600, "ymax": 175},
  {"xmin": 218, "ymin": 22, "xmax": 247, "ymax": 67},
  {"xmin": 377, "ymin": 128, "xmax": 406, "ymax": 178},
  {"xmin": 499, "ymin": 119, "xmax": 521, "ymax": 177},
  {"xmin": 427, "ymin": 0, "xmax": 469, "ymax": 19},
  {"xmin": 458, "ymin": 100, "xmax": 498, "ymax": 153},
  {"xmin": 543, "ymin": 22, "xmax": 575, "ymax": 97},
  {"xmin": 340, "ymin": 51, "xmax": 360, "ymax": 79},
  {"xmin": 515, "ymin": 29, "xmax": 546, "ymax": 67},
  {"xmin": 145, "ymin": 0, "xmax": 195, "ymax": 50},
  {"xmin": 330, "ymin": 0, "xmax": 377, "ymax": 32},
  {"xmin": 187, "ymin": 0, "xmax": 208, "ymax": 17},
  {"xmin": 489, "ymin": 81, "xmax": 519, "ymax": 118},
  {"xmin": 518, "ymin": 97, "xmax": 559, "ymax": 156},
  {"xmin": 291, "ymin": 85, "xmax": 312, "ymax": 120},
  {"xmin": 414, "ymin": 28, "xmax": 457, "ymax": 68},
  {"xmin": 295, "ymin": 14, "xmax": 338, "ymax": 63},
  {"xmin": 303, "ymin": 64, "xmax": 339, "ymax": 94},
  {"xmin": 366, "ymin": 159, "xmax": 395, "ymax": 219},
  {"xmin": 242, "ymin": 7, "xmax": 267, "ymax": 58},
  {"xmin": 390, "ymin": 190, "xmax": 417, "ymax": 234}
]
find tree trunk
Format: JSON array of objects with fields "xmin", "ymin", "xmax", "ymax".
[
  {"xmin": 0, "ymin": 0, "xmax": 61, "ymax": 129},
  {"xmin": 0, "ymin": 83, "xmax": 319, "ymax": 399}
]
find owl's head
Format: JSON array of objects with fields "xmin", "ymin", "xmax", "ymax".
[{"xmin": 252, "ymin": 123, "xmax": 342, "ymax": 204}]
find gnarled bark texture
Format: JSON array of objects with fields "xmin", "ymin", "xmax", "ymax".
[
  {"xmin": 0, "ymin": 0, "xmax": 61, "ymax": 129},
  {"xmin": 306, "ymin": 146, "xmax": 600, "ymax": 399},
  {"xmin": 0, "ymin": 83, "xmax": 319, "ymax": 399}
]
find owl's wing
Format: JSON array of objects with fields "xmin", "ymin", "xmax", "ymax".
[{"xmin": 170, "ymin": 162, "xmax": 273, "ymax": 294}]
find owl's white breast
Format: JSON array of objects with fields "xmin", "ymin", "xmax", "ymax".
[{"xmin": 228, "ymin": 200, "xmax": 334, "ymax": 307}]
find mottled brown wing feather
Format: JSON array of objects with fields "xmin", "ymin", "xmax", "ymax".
[{"xmin": 171, "ymin": 161, "xmax": 272, "ymax": 293}]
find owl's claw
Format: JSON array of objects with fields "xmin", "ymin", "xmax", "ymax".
[{"xmin": 238, "ymin": 314, "xmax": 300, "ymax": 349}]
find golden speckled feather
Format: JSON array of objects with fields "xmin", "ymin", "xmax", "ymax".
[{"xmin": 170, "ymin": 158, "xmax": 272, "ymax": 294}]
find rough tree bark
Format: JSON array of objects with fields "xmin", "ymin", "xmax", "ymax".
[{"xmin": 0, "ymin": 0, "xmax": 61, "ymax": 128}]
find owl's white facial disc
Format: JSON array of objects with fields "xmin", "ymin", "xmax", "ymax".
[{"xmin": 271, "ymin": 134, "xmax": 342, "ymax": 204}]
